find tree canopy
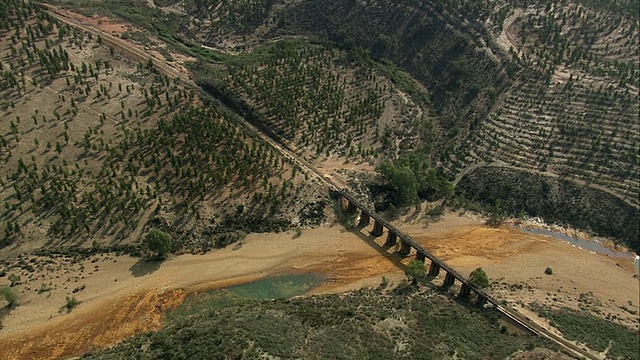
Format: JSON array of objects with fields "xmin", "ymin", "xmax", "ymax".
[
  {"xmin": 468, "ymin": 267, "xmax": 490, "ymax": 288},
  {"xmin": 377, "ymin": 155, "xmax": 454, "ymax": 207},
  {"xmin": 378, "ymin": 161, "xmax": 419, "ymax": 206},
  {"xmin": 405, "ymin": 260, "xmax": 427, "ymax": 285},
  {"xmin": 144, "ymin": 229, "xmax": 172, "ymax": 258}
]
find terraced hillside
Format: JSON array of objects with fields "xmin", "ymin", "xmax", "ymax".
[
  {"xmin": 454, "ymin": 0, "xmax": 639, "ymax": 250},
  {"xmin": 460, "ymin": 0, "xmax": 639, "ymax": 207},
  {"xmin": 0, "ymin": 0, "xmax": 322, "ymax": 254}
]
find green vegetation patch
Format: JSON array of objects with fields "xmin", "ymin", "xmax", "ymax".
[
  {"xmin": 91, "ymin": 289, "xmax": 555, "ymax": 359},
  {"xmin": 456, "ymin": 167, "xmax": 640, "ymax": 252},
  {"xmin": 532, "ymin": 304, "xmax": 640, "ymax": 360}
]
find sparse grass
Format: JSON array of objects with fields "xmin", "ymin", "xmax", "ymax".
[
  {"xmin": 37, "ymin": 283, "xmax": 52, "ymax": 294},
  {"xmin": 532, "ymin": 303, "xmax": 640, "ymax": 360}
]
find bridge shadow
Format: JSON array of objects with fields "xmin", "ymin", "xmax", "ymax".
[
  {"xmin": 348, "ymin": 224, "xmax": 481, "ymax": 305},
  {"xmin": 348, "ymin": 225, "xmax": 406, "ymax": 270}
]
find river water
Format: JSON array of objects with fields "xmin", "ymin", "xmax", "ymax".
[
  {"xmin": 169, "ymin": 274, "xmax": 324, "ymax": 319},
  {"xmin": 520, "ymin": 226, "xmax": 639, "ymax": 271}
]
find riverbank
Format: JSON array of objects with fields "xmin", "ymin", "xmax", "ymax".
[
  {"xmin": 0, "ymin": 224, "xmax": 404, "ymax": 359},
  {"xmin": 1, "ymin": 212, "xmax": 637, "ymax": 359}
]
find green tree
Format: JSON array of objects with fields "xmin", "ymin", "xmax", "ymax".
[
  {"xmin": 144, "ymin": 229, "xmax": 172, "ymax": 258},
  {"xmin": 7, "ymin": 274, "xmax": 20, "ymax": 287},
  {"xmin": 487, "ymin": 199, "xmax": 504, "ymax": 226},
  {"xmin": 405, "ymin": 260, "xmax": 427, "ymax": 285},
  {"xmin": 469, "ymin": 267, "xmax": 490, "ymax": 288},
  {"xmin": 1, "ymin": 286, "xmax": 17, "ymax": 308},
  {"xmin": 378, "ymin": 162, "xmax": 418, "ymax": 206}
]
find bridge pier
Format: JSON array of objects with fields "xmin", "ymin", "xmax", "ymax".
[
  {"xmin": 357, "ymin": 211, "xmax": 370, "ymax": 227},
  {"xmin": 347, "ymin": 201, "xmax": 357, "ymax": 214},
  {"xmin": 475, "ymin": 294, "xmax": 487, "ymax": 307},
  {"xmin": 398, "ymin": 240, "xmax": 412, "ymax": 257},
  {"xmin": 428, "ymin": 262, "xmax": 440, "ymax": 277},
  {"xmin": 442, "ymin": 272, "xmax": 455, "ymax": 288},
  {"xmin": 371, "ymin": 220, "xmax": 384, "ymax": 237},
  {"xmin": 458, "ymin": 284, "xmax": 471, "ymax": 299},
  {"xmin": 415, "ymin": 251, "xmax": 425, "ymax": 262},
  {"xmin": 340, "ymin": 196, "xmax": 357, "ymax": 215},
  {"xmin": 385, "ymin": 232, "xmax": 397, "ymax": 246}
]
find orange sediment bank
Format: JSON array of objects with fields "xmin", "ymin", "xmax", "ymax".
[{"xmin": 0, "ymin": 289, "xmax": 186, "ymax": 360}]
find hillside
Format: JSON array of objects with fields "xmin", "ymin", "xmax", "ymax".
[
  {"xmin": 43, "ymin": 0, "xmax": 640, "ymax": 251},
  {"xmin": 89, "ymin": 288, "xmax": 568, "ymax": 359},
  {"xmin": 0, "ymin": 0, "xmax": 325, "ymax": 255},
  {"xmin": 276, "ymin": 0, "xmax": 640, "ymax": 250},
  {"xmin": 0, "ymin": 1, "xmax": 638, "ymax": 358}
]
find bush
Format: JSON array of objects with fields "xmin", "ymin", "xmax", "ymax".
[
  {"xmin": 7, "ymin": 274, "xmax": 20, "ymax": 287},
  {"xmin": 545, "ymin": 267, "xmax": 553, "ymax": 275},
  {"xmin": 1, "ymin": 286, "xmax": 18, "ymax": 308},
  {"xmin": 144, "ymin": 229, "xmax": 172, "ymax": 258},
  {"xmin": 405, "ymin": 260, "xmax": 427, "ymax": 285},
  {"xmin": 469, "ymin": 267, "xmax": 490, "ymax": 288},
  {"xmin": 65, "ymin": 296, "xmax": 79, "ymax": 311}
]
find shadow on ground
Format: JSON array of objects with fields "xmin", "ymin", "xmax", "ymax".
[{"xmin": 129, "ymin": 258, "xmax": 162, "ymax": 277}]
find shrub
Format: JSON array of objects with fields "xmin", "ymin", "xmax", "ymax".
[
  {"xmin": 7, "ymin": 274, "xmax": 20, "ymax": 287},
  {"xmin": 1, "ymin": 286, "xmax": 18, "ymax": 308},
  {"xmin": 144, "ymin": 229, "xmax": 172, "ymax": 258},
  {"xmin": 545, "ymin": 267, "xmax": 553, "ymax": 275},
  {"xmin": 469, "ymin": 267, "xmax": 490, "ymax": 288},
  {"xmin": 65, "ymin": 296, "xmax": 79, "ymax": 311},
  {"xmin": 405, "ymin": 260, "xmax": 427, "ymax": 285}
]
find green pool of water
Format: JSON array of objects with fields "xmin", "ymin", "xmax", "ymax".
[{"xmin": 169, "ymin": 273, "xmax": 322, "ymax": 319}]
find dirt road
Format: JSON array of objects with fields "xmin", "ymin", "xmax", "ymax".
[{"xmin": 41, "ymin": 4, "xmax": 191, "ymax": 84}]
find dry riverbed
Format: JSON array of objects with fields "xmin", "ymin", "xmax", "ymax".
[{"xmin": 1, "ymin": 213, "xmax": 637, "ymax": 359}]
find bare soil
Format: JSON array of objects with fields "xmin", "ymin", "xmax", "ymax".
[
  {"xmin": 0, "ymin": 225, "xmax": 404, "ymax": 359},
  {"xmin": 398, "ymin": 210, "xmax": 640, "ymax": 330},
  {"xmin": 1, "ymin": 212, "xmax": 637, "ymax": 359}
]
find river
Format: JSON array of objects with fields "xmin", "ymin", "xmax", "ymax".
[{"xmin": 520, "ymin": 226, "xmax": 639, "ymax": 271}]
